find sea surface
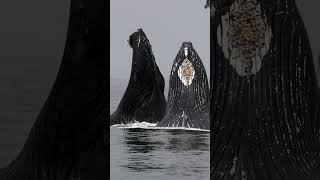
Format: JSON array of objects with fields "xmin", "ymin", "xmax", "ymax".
[{"xmin": 110, "ymin": 78, "xmax": 210, "ymax": 180}]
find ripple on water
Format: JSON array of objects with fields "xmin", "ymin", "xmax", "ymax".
[{"xmin": 110, "ymin": 124, "xmax": 210, "ymax": 180}]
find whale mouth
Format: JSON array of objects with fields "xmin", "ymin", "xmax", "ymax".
[{"xmin": 128, "ymin": 28, "xmax": 151, "ymax": 49}]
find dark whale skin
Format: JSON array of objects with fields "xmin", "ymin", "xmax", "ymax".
[
  {"xmin": 157, "ymin": 42, "xmax": 210, "ymax": 130},
  {"xmin": 209, "ymin": 0, "xmax": 320, "ymax": 179},
  {"xmin": 0, "ymin": 0, "xmax": 107, "ymax": 179},
  {"xmin": 110, "ymin": 29, "xmax": 166, "ymax": 125}
]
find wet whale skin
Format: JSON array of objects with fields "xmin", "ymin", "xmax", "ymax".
[
  {"xmin": 157, "ymin": 42, "xmax": 210, "ymax": 130},
  {"xmin": 0, "ymin": 0, "xmax": 108, "ymax": 179},
  {"xmin": 209, "ymin": 0, "xmax": 320, "ymax": 179},
  {"xmin": 110, "ymin": 29, "xmax": 166, "ymax": 125}
]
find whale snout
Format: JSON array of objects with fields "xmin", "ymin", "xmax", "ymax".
[
  {"xmin": 180, "ymin": 42, "xmax": 195, "ymax": 60},
  {"xmin": 181, "ymin": 42, "xmax": 193, "ymax": 50},
  {"xmin": 128, "ymin": 28, "xmax": 150, "ymax": 49}
]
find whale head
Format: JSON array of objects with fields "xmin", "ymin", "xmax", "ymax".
[
  {"xmin": 128, "ymin": 28, "xmax": 151, "ymax": 50},
  {"xmin": 110, "ymin": 29, "xmax": 166, "ymax": 125},
  {"xmin": 176, "ymin": 42, "xmax": 198, "ymax": 62},
  {"xmin": 156, "ymin": 41, "xmax": 210, "ymax": 129},
  {"xmin": 175, "ymin": 42, "xmax": 198, "ymax": 86}
]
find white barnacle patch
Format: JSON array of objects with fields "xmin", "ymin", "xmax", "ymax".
[
  {"xmin": 178, "ymin": 58, "xmax": 195, "ymax": 86},
  {"xmin": 217, "ymin": 0, "xmax": 272, "ymax": 76}
]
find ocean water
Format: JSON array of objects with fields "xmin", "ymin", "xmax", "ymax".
[{"xmin": 110, "ymin": 78, "xmax": 210, "ymax": 180}]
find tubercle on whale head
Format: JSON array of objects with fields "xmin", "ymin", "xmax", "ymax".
[
  {"xmin": 128, "ymin": 28, "xmax": 151, "ymax": 50},
  {"xmin": 179, "ymin": 42, "xmax": 194, "ymax": 60}
]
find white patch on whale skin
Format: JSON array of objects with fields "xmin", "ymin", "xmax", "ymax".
[
  {"xmin": 184, "ymin": 47, "xmax": 188, "ymax": 57},
  {"xmin": 178, "ymin": 58, "xmax": 195, "ymax": 86},
  {"xmin": 230, "ymin": 157, "xmax": 238, "ymax": 175},
  {"xmin": 217, "ymin": 0, "xmax": 272, "ymax": 76},
  {"xmin": 181, "ymin": 111, "xmax": 188, "ymax": 127},
  {"xmin": 172, "ymin": 62, "xmax": 178, "ymax": 75}
]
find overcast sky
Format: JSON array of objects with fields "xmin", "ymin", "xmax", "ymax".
[
  {"xmin": 110, "ymin": 0, "xmax": 210, "ymax": 82},
  {"xmin": 296, "ymin": 0, "xmax": 320, "ymax": 56},
  {"xmin": 111, "ymin": 0, "xmax": 320, "ymax": 83},
  {"xmin": 0, "ymin": 0, "xmax": 69, "ymax": 166},
  {"xmin": 295, "ymin": 0, "xmax": 320, "ymax": 83}
]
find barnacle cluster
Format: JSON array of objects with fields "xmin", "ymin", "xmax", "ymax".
[
  {"xmin": 178, "ymin": 59, "xmax": 195, "ymax": 86},
  {"xmin": 229, "ymin": 0, "xmax": 267, "ymax": 74}
]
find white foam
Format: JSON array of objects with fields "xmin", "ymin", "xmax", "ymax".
[
  {"xmin": 111, "ymin": 122, "xmax": 210, "ymax": 132},
  {"xmin": 111, "ymin": 121, "xmax": 156, "ymax": 128}
]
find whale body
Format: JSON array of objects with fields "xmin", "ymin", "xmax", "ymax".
[
  {"xmin": 209, "ymin": 0, "xmax": 320, "ymax": 179},
  {"xmin": 110, "ymin": 29, "xmax": 166, "ymax": 125},
  {"xmin": 0, "ymin": 0, "xmax": 107, "ymax": 179},
  {"xmin": 157, "ymin": 42, "xmax": 210, "ymax": 130}
]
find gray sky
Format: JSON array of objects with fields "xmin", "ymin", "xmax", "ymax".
[
  {"xmin": 296, "ymin": 0, "xmax": 320, "ymax": 56},
  {"xmin": 110, "ymin": 0, "xmax": 320, "ymax": 83},
  {"xmin": 0, "ymin": 0, "xmax": 69, "ymax": 165},
  {"xmin": 295, "ymin": 0, "xmax": 320, "ymax": 84},
  {"xmin": 110, "ymin": 0, "xmax": 210, "ymax": 82}
]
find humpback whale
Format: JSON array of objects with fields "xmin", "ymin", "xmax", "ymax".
[
  {"xmin": 209, "ymin": 0, "xmax": 320, "ymax": 179},
  {"xmin": 157, "ymin": 42, "xmax": 210, "ymax": 130},
  {"xmin": 110, "ymin": 29, "xmax": 166, "ymax": 125},
  {"xmin": 0, "ymin": 0, "xmax": 107, "ymax": 179}
]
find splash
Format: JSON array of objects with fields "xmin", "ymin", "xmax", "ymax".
[{"xmin": 111, "ymin": 122, "xmax": 209, "ymax": 132}]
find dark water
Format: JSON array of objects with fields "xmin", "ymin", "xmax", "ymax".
[{"xmin": 110, "ymin": 78, "xmax": 210, "ymax": 180}]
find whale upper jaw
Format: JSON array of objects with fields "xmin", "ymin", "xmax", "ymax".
[
  {"xmin": 128, "ymin": 28, "xmax": 151, "ymax": 49},
  {"xmin": 110, "ymin": 29, "xmax": 166, "ymax": 126},
  {"xmin": 180, "ymin": 42, "xmax": 193, "ymax": 57},
  {"xmin": 176, "ymin": 42, "xmax": 198, "ymax": 64}
]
